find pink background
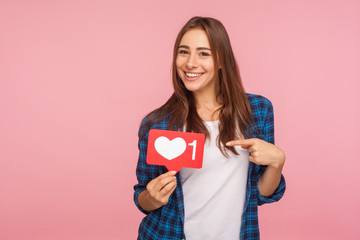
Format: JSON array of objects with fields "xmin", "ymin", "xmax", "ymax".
[{"xmin": 1, "ymin": 0, "xmax": 359, "ymax": 239}]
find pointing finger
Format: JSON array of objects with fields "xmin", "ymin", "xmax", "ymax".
[{"xmin": 225, "ymin": 138, "xmax": 255, "ymax": 147}]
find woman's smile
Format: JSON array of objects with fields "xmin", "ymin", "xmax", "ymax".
[{"xmin": 184, "ymin": 71, "xmax": 204, "ymax": 81}]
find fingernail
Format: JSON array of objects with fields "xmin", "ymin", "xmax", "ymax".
[
  {"xmin": 225, "ymin": 142, "xmax": 231, "ymax": 146},
  {"xmin": 171, "ymin": 171, "xmax": 176, "ymax": 175}
]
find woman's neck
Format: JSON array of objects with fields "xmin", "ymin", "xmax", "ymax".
[
  {"xmin": 193, "ymin": 91, "xmax": 222, "ymax": 122},
  {"xmin": 193, "ymin": 82, "xmax": 221, "ymax": 108}
]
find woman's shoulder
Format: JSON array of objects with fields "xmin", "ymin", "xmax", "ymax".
[
  {"xmin": 139, "ymin": 111, "xmax": 172, "ymax": 129},
  {"xmin": 246, "ymin": 92, "xmax": 274, "ymax": 114},
  {"xmin": 246, "ymin": 92, "xmax": 272, "ymax": 105}
]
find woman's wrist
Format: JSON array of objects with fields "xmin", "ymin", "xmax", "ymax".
[
  {"xmin": 138, "ymin": 190, "xmax": 163, "ymax": 212},
  {"xmin": 269, "ymin": 149, "xmax": 286, "ymax": 168}
]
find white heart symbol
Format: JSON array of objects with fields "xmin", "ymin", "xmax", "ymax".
[{"xmin": 154, "ymin": 136, "xmax": 187, "ymax": 160}]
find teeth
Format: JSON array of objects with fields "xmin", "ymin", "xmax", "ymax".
[{"xmin": 186, "ymin": 72, "xmax": 202, "ymax": 77}]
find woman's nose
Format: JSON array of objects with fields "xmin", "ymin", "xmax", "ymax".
[{"xmin": 186, "ymin": 53, "xmax": 199, "ymax": 69}]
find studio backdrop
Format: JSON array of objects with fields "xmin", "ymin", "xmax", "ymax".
[{"xmin": 0, "ymin": 0, "xmax": 359, "ymax": 239}]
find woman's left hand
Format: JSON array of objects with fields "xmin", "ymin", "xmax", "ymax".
[{"xmin": 226, "ymin": 138, "xmax": 285, "ymax": 168}]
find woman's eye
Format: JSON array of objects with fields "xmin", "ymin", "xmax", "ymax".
[
  {"xmin": 200, "ymin": 52, "xmax": 210, "ymax": 56},
  {"xmin": 178, "ymin": 50, "xmax": 188, "ymax": 54}
]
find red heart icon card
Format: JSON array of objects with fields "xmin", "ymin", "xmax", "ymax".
[{"xmin": 146, "ymin": 129, "xmax": 205, "ymax": 173}]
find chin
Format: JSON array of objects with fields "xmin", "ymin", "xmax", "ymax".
[{"xmin": 182, "ymin": 83, "xmax": 200, "ymax": 93}]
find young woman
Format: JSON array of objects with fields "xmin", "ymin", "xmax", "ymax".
[{"xmin": 133, "ymin": 16, "xmax": 286, "ymax": 240}]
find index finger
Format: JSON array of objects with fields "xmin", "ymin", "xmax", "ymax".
[
  {"xmin": 150, "ymin": 171, "xmax": 177, "ymax": 191},
  {"xmin": 158, "ymin": 170, "xmax": 177, "ymax": 180},
  {"xmin": 225, "ymin": 138, "xmax": 255, "ymax": 147}
]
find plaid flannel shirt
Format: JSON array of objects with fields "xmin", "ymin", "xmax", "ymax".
[{"xmin": 133, "ymin": 93, "xmax": 286, "ymax": 240}]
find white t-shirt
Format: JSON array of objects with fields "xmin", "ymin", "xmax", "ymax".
[{"xmin": 180, "ymin": 120, "xmax": 249, "ymax": 240}]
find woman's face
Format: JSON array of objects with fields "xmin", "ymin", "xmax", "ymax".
[{"xmin": 176, "ymin": 28, "xmax": 216, "ymax": 96}]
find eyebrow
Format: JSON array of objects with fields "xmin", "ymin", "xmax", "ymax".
[{"xmin": 178, "ymin": 45, "xmax": 211, "ymax": 51}]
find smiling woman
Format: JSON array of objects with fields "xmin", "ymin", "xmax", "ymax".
[
  {"xmin": 176, "ymin": 29, "xmax": 216, "ymax": 98},
  {"xmin": 133, "ymin": 16, "xmax": 286, "ymax": 240}
]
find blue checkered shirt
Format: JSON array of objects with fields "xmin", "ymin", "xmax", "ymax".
[{"xmin": 133, "ymin": 93, "xmax": 286, "ymax": 240}]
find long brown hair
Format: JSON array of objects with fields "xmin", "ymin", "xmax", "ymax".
[{"xmin": 140, "ymin": 16, "xmax": 257, "ymax": 157}]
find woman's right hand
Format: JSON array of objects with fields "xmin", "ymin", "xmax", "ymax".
[
  {"xmin": 146, "ymin": 170, "xmax": 177, "ymax": 208},
  {"xmin": 138, "ymin": 170, "xmax": 178, "ymax": 212}
]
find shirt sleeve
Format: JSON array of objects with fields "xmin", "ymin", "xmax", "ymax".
[
  {"xmin": 133, "ymin": 117, "xmax": 162, "ymax": 214},
  {"xmin": 256, "ymin": 97, "xmax": 286, "ymax": 206}
]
